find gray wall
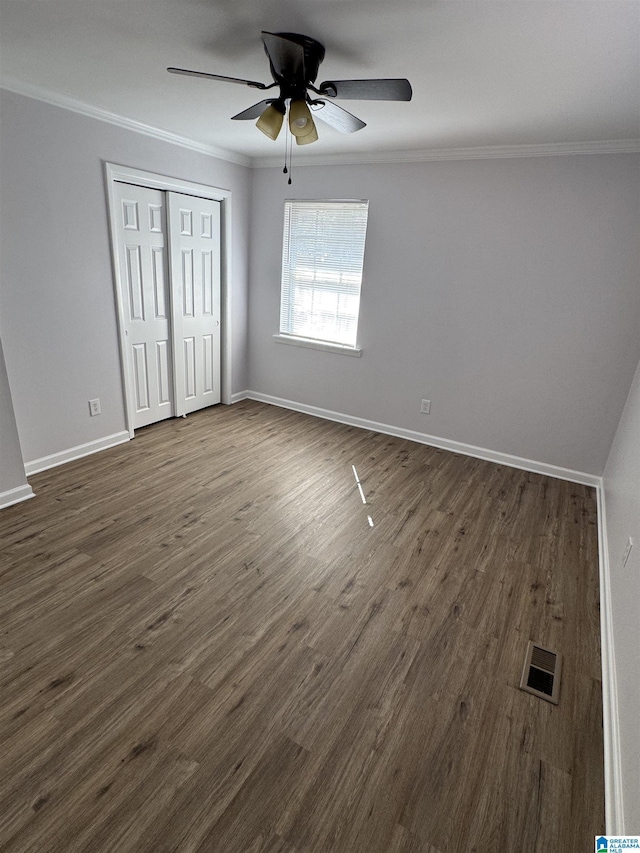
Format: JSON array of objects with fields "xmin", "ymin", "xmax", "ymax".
[
  {"xmin": 0, "ymin": 89, "xmax": 251, "ymax": 465},
  {"xmin": 3, "ymin": 90, "xmax": 637, "ymax": 478},
  {"xmin": 248, "ymin": 155, "xmax": 640, "ymax": 476},
  {"xmin": 604, "ymin": 355, "xmax": 640, "ymax": 832}
]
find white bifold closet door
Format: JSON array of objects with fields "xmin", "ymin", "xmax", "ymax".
[
  {"xmin": 167, "ymin": 192, "xmax": 221, "ymax": 417},
  {"xmin": 114, "ymin": 184, "xmax": 173, "ymax": 429},
  {"xmin": 113, "ymin": 183, "xmax": 221, "ymax": 430}
]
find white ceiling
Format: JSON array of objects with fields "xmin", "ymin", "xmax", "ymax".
[{"xmin": 1, "ymin": 0, "xmax": 639, "ymax": 165}]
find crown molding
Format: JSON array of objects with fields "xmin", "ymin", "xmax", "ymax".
[
  {"xmin": 1, "ymin": 78, "xmax": 251, "ymax": 168},
  {"xmin": 252, "ymin": 138, "xmax": 640, "ymax": 168},
  {"xmin": 3, "ymin": 78, "xmax": 638, "ymax": 169}
]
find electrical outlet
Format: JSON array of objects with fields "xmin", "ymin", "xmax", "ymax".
[
  {"xmin": 89, "ymin": 398, "xmax": 101, "ymax": 417},
  {"xmin": 420, "ymin": 399, "xmax": 431, "ymax": 414},
  {"xmin": 622, "ymin": 537, "xmax": 633, "ymax": 568}
]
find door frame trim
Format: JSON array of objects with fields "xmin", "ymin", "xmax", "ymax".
[{"xmin": 105, "ymin": 162, "xmax": 233, "ymax": 438}]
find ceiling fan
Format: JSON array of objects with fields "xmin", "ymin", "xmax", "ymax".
[{"xmin": 168, "ymin": 31, "xmax": 412, "ymax": 146}]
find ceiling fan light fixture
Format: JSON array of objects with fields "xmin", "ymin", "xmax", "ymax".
[
  {"xmin": 256, "ymin": 103, "xmax": 285, "ymax": 140},
  {"xmin": 288, "ymin": 100, "xmax": 315, "ymax": 138}
]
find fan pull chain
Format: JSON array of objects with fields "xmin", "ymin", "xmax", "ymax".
[
  {"xmin": 282, "ymin": 130, "xmax": 293, "ymax": 184},
  {"xmin": 283, "ymin": 128, "xmax": 288, "ymax": 176}
]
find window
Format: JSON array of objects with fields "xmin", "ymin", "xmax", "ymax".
[{"xmin": 278, "ymin": 200, "xmax": 369, "ymax": 350}]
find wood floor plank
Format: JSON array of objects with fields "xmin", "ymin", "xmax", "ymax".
[{"xmin": 0, "ymin": 401, "xmax": 604, "ymax": 852}]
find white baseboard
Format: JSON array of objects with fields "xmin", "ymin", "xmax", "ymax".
[
  {"xmin": 230, "ymin": 390, "xmax": 250, "ymax": 404},
  {"xmin": 0, "ymin": 483, "xmax": 35, "ymax": 510},
  {"xmin": 242, "ymin": 391, "xmax": 600, "ymax": 487},
  {"xmin": 596, "ymin": 486, "xmax": 625, "ymax": 834},
  {"xmin": 24, "ymin": 431, "xmax": 130, "ymax": 476}
]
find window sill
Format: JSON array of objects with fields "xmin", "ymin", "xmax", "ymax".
[{"xmin": 273, "ymin": 334, "xmax": 362, "ymax": 357}]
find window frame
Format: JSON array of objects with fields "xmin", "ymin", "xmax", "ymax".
[{"xmin": 275, "ymin": 198, "xmax": 369, "ymax": 355}]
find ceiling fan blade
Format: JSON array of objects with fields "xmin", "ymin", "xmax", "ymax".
[
  {"xmin": 310, "ymin": 100, "xmax": 366, "ymax": 134},
  {"xmin": 318, "ymin": 78, "xmax": 412, "ymax": 101},
  {"xmin": 231, "ymin": 100, "xmax": 276, "ymax": 120},
  {"xmin": 167, "ymin": 67, "xmax": 269, "ymax": 90},
  {"xmin": 261, "ymin": 31, "xmax": 305, "ymax": 81}
]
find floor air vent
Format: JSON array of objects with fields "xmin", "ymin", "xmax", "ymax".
[{"xmin": 519, "ymin": 641, "xmax": 562, "ymax": 704}]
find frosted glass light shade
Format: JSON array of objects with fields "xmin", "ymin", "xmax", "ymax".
[
  {"xmin": 256, "ymin": 105, "xmax": 284, "ymax": 140},
  {"xmin": 288, "ymin": 100, "xmax": 316, "ymax": 140},
  {"xmin": 295, "ymin": 122, "xmax": 318, "ymax": 145}
]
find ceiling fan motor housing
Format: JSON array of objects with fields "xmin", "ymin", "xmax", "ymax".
[{"xmin": 265, "ymin": 32, "xmax": 326, "ymax": 97}]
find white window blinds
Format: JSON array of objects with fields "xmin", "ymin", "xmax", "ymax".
[{"xmin": 279, "ymin": 200, "xmax": 369, "ymax": 348}]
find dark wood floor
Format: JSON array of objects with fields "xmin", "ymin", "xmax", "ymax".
[{"xmin": 0, "ymin": 401, "xmax": 604, "ymax": 852}]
